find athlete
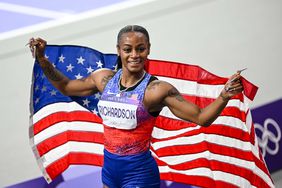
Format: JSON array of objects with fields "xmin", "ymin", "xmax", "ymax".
[{"xmin": 28, "ymin": 25, "xmax": 243, "ymax": 188}]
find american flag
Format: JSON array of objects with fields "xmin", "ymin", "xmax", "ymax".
[{"xmin": 29, "ymin": 45, "xmax": 274, "ymax": 187}]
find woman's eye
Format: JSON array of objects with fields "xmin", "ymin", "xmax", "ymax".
[
  {"xmin": 123, "ymin": 48, "xmax": 131, "ymax": 53},
  {"xmin": 138, "ymin": 47, "xmax": 145, "ymax": 52}
]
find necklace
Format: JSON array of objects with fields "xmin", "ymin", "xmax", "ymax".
[{"xmin": 118, "ymin": 71, "xmax": 146, "ymax": 92}]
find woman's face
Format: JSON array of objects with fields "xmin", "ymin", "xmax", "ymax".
[{"xmin": 117, "ymin": 31, "xmax": 150, "ymax": 73}]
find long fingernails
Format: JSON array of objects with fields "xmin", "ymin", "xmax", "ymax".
[
  {"xmin": 230, "ymin": 77, "xmax": 238, "ymax": 83},
  {"xmin": 237, "ymin": 68, "xmax": 247, "ymax": 74}
]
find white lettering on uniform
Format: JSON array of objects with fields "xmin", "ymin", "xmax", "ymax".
[{"xmin": 97, "ymin": 100, "xmax": 138, "ymax": 130}]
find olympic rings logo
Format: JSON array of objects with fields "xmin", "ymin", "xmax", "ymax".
[{"xmin": 254, "ymin": 118, "xmax": 281, "ymax": 157}]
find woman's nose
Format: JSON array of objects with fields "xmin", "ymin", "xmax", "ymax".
[{"xmin": 131, "ymin": 50, "xmax": 139, "ymax": 58}]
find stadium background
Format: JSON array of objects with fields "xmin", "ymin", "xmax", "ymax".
[{"xmin": 0, "ymin": 0, "xmax": 281, "ymax": 187}]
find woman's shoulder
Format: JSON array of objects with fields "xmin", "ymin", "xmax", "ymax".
[
  {"xmin": 146, "ymin": 79, "xmax": 173, "ymax": 99},
  {"xmin": 147, "ymin": 78, "xmax": 172, "ymax": 90},
  {"xmin": 92, "ymin": 68, "xmax": 115, "ymax": 74},
  {"xmin": 90, "ymin": 68, "xmax": 116, "ymax": 91},
  {"xmin": 91, "ymin": 68, "xmax": 116, "ymax": 77}
]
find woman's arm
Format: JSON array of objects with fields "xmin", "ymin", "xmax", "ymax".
[
  {"xmin": 146, "ymin": 73, "xmax": 243, "ymax": 127},
  {"xmin": 29, "ymin": 38, "xmax": 114, "ymax": 96}
]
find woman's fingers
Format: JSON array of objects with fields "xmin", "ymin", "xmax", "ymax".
[
  {"xmin": 229, "ymin": 73, "xmax": 241, "ymax": 83},
  {"xmin": 27, "ymin": 37, "xmax": 47, "ymax": 59},
  {"xmin": 226, "ymin": 85, "xmax": 243, "ymax": 92},
  {"xmin": 224, "ymin": 73, "xmax": 243, "ymax": 95},
  {"xmin": 37, "ymin": 37, "xmax": 46, "ymax": 43},
  {"xmin": 27, "ymin": 38, "xmax": 37, "ymax": 58}
]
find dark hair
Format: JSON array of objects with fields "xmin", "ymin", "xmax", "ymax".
[
  {"xmin": 116, "ymin": 25, "xmax": 150, "ymax": 69},
  {"xmin": 117, "ymin": 25, "xmax": 150, "ymax": 44}
]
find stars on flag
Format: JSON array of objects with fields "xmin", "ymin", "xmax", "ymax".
[
  {"xmin": 66, "ymin": 64, "xmax": 74, "ymax": 72},
  {"xmin": 86, "ymin": 66, "xmax": 94, "ymax": 73},
  {"xmin": 92, "ymin": 108, "xmax": 98, "ymax": 115},
  {"xmin": 35, "ymin": 73, "xmax": 40, "ymax": 78},
  {"xmin": 75, "ymin": 73, "xmax": 83, "ymax": 79},
  {"xmin": 77, "ymin": 56, "xmax": 85, "ymax": 65},
  {"xmin": 35, "ymin": 85, "xmax": 39, "ymax": 91},
  {"xmin": 94, "ymin": 93, "xmax": 101, "ymax": 99},
  {"xmin": 96, "ymin": 60, "xmax": 103, "ymax": 68},
  {"xmin": 59, "ymin": 54, "xmax": 65, "ymax": 63},
  {"xmin": 33, "ymin": 46, "xmax": 117, "ymax": 114},
  {"xmin": 41, "ymin": 86, "xmax": 47, "ymax": 92},
  {"xmin": 35, "ymin": 98, "xmax": 40, "ymax": 104},
  {"xmin": 50, "ymin": 90, "xmax": 58, "ymax": 96},
  {"xmin": 82, "ymin": 98, "xmax": 91, "ymax": 107}
]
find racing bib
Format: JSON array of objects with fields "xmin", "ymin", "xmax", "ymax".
[{"xmin": 98, "ymin": 100, "xmax": 138, "ymax": 130}]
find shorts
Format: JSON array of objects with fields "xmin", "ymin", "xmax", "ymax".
[{"xmin": 102, "ymin": 149, "xmax": 160, "ymax": 188}]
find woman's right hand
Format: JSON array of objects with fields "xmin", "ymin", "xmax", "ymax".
[{"xmin": 28, "ymin": 37, "xmax": 47, "ymax": 62}]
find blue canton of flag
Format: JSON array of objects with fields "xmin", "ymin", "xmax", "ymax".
[{"xmin": 32, "ymin": 45, "xmax": 118, "ymax": 115}]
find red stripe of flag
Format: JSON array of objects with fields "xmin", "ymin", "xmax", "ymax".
[
  {"xmin": 159, "ymin": 162, "xmax": 269, "ymax": 188},
  {"xmin": 152, "ymin": 141, "xmax": 270, "ymax": 175},
  {"xmin": 182, "ymin": 95, "xmax": 244, "ymax": 109},
  {"xmin": 159, "ymin": 173, "xmax": 238, "ymax": 188},
  {"xmin": 147, "ymin": 59, "xmax": 227, "ymax": 84},
  {"xmin": 33, "ymin": 111, "xmax": 102, "ymax": 135},
  {"xmin": 163, "ymin": 158, "xmax": 269, "ymax": 188},
  {"xmin": 152, "ymin": 124, "xmax": 251, "ymax": 142},
  {"xmin": 37, "ymin": 131, "xmax": 104, "ymax": 156},
  {"xmin": 156, "ymin": 106, "xmax": 246, "ymax": 131},
  {"xmin": 147, "ymin": 59, "xmax": 258, "ymax": 100},
  {"xmin": 46, "ymin": 152, "xmax": 103, "ymax": 180}
]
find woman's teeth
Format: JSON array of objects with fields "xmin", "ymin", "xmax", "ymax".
[{"xmin": 129, "ymin": 61, "xmax": 140, "ymax": 64}]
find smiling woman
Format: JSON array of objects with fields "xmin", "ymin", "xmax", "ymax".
[
  {"xmin": 116, "ymin": 25, "xmax": 150, "ymax": 70},
  {"xmin": 28, "ymin": 24, "xmax": 243, "ymax": 187},
  {"xmin": 117, "ymin": 27, "xmax": 150, "ymax": 83}
]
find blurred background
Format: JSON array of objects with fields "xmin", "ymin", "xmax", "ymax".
[{"xmin": 0, "ymin": 0, "xmax": 281, "ymax": 187}]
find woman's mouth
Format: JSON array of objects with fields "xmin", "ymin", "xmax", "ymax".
[{"xmin": 128, "ymin": 61, "xmax": 141, "ymax": 65}]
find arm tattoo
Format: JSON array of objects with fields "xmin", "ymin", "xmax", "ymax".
[
  {"xmin": 147, "ymin": 81, "xmax": 161, "ymax": 90},
  {"xmin": 101, "ymin": 75, "xmax": 113, "ymax": 89},
  {"xmin": 40, "ymin": 60, "xmax": 64, "ymax": 81},
  {"xmin": 168, "ymin": 88, "xmax": 185, "ymax": 102}
]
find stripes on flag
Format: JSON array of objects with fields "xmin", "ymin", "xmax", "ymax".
[{"xmin": 29, "ymin": 45, "xmax": 274, "ymax": 187}]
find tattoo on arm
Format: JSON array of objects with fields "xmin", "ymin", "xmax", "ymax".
[
  {"xmin": 101, "ymin": 75, "xmax": 113, "ymax": 89},
  {"xmin": 147, "ymin": 81, "xmax": 161, "ymax": 90},
  {"xmin": 168, "ymin": 88, "xmax": 185, "ymax": 102},
  {"xmin": 40, "ymin": 61, "xmax": 64, "ymax": 81}
]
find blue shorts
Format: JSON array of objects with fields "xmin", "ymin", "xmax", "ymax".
[{"xmin": 102, "ymin": 149, "xmax": 160, "ymax": 188}]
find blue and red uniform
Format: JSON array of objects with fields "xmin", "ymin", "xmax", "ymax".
[{"xmin": 97, "ymin": 69, "xmax": 160, "ymax": 187}]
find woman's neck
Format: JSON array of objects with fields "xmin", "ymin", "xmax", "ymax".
[{"xmin": 120, "ymin": 69, "xmax": 145, "ymax": 88}]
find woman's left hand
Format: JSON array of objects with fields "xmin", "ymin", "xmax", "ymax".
[{"xmin": 220, "ymin": 72, "xmax": 244, "ymax": 101}]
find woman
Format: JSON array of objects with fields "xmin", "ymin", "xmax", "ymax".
[{"xmin": 29, "ymin": 25, "xmax": 243, "ymax": 188}]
